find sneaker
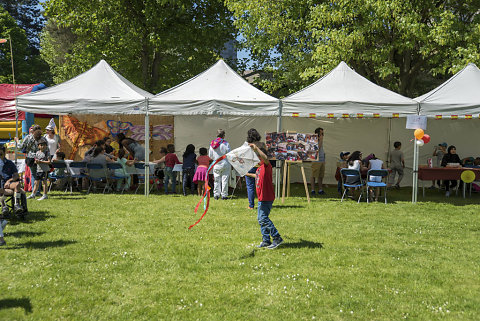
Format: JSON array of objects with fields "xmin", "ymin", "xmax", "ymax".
[
  {"xmin": 35, "ymin": 191, "xmax": 42, "ymax": 197},
  {"xmin": 310, "ymin": 190, "xmax": 316, "ymax": 196},
  {"xmin": 26, "ymin": 194, "xmax": 35, "ymax": 199},
  {"xmin": 2, "ymin": 206, "xmax": 9, "ymax": 215},
  {"xmin": 318, "ymin": 190, "xmax": 326, "ymax": 195},
  {"xmin": 257, "ymin": 241, "xmax": 272, "ymax": 248},
  {"xmin": 214, "ymin": 196, "xmax": 220, "ymax": 200},
  {"xmin": 37, "ymin": 195, "xmax": 48, "ymax": 201},
  {"xmin": 428, "ymin": 186, "xmax": 436, "ymax": 190},
  {"xmin": 222, "ymin": 197, "xmax": 228, "ymax": 200},
  {"xmin": 267, "ymin": 237, "xmax": 284, "ymax": 249},
  {"xmin": 14, "ymin": 204, "xmax": 23, "ymax": 214},
  {"xmin": 445, "ymin": 191, "xmax": 450, "ymax": 197}
]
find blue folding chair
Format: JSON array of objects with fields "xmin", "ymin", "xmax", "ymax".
[
  {"xmin": 366, "ymin": 169, "xmax": 389, "ymax": 204},
  {"xmin": 67, "ymin": 161, "xmax": 87, "ymax": 193},
  {"xmin": 340, "ymin": 168, "xmax": 366, "ymax": 202},
  {"xmin": 48, "ymin": 162, "xmax": 68, "ymax": 193},
  {"xmin": 106, "ymin": 163, "xmax": 128, "ymax": 193},
  {"xmin": 86, "ymin": 163, "xmax": 108, "ymax": 194}
]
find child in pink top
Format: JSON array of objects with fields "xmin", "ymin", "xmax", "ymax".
[
  {"xmin": 193, "ymin": 147, "xmax": 212, "ymax": 196},
  {"xmin": 164, "ymin": 144, "xmax": 181, "ymax": 194}
]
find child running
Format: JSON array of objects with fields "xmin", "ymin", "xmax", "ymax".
[
  {"xmin": 246, "ymin": 143, "xmax": 283, "ymax": 249},
  {"xmin": 193, "ymin": 147, "xmax": 212, "ymax": 196}
]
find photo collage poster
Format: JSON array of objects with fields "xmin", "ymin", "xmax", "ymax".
[{"xmin": 265, "ymin": 132, "xmax": 319, "ymax": 161}]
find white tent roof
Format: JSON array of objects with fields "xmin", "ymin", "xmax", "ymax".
[
  {"xmin": 282, "ymin": 61, "xmax": 418, "ymax": 117},
  {"xmin": 148, "ymin": 60, "xmax": 279, "ymax": 116},
  {"xmin": 17, "ymin": 60, "xmax": 153, "ymax": 114},
  {"xmin": 415, "ymin": 63, "xmax": 480, "ymax": 117}
]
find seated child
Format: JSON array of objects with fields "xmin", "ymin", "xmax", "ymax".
[
  {"xmin": 50, "ymin": 151, "xmax": 67, "ymax": 190},
  {"xmin": 114, "ymin": 149, "xmax": 134, "ymax": 191},
  {"xmin": 1, "ymin": 172, "xmax": 25, "ymax": 215},
  {"xmin": 368, "ymin": 154, "xmax": 385, "ymax": 202},
  {"xmin": 27, "ymin": 139, "xmax": 50, "ymax": 200}
]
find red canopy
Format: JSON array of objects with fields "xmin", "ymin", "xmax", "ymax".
[{"xmin": 0, "ymin": 84, "xmax": 40, "ymax": 121}]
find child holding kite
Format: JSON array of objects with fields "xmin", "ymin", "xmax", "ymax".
[{"xmin": 246, "ymin": 143, "xmax": 283, "ymax": 249}]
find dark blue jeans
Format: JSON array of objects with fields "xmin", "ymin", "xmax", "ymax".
[
  {"xmin": 245, "ymin": 167, "xmax": 257, "ymax": 208},
  {"xmin": 257, "ymin": 201, "xmax": 280, "ymax": 243},
  {"xmin": 182, "ymin": 168, "xmax": 195, "ymax": 195}
]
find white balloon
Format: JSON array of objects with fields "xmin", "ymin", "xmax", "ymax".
[{"xmin": 416, "ymin": 139, "xmax": 424, "ymax": 146}]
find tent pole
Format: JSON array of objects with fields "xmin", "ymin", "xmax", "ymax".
[
  {"xmin": 145, "ymin": 98, "xmax": 150, "ymax": 197},
  {"xmin": 275, "ymin": 101, "xmax": 283, "ymax": 198},
  {"xmin": 412, "ymin": 139, "xmax": 418, "ymax": 203}
]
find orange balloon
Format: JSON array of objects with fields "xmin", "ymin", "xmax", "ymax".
[{"xmin": 414, "ymin": 128, "xmax": 424, "ymax": 140}]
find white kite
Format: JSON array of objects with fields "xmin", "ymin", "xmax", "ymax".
[{"xmin": 225, "ymin": 142, "xmax": 260, "ymax": 177}]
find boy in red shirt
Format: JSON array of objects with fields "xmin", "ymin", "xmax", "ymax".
[{"xmin": 247, "ymin": 144, "xmax": 283, "ymax": 249}]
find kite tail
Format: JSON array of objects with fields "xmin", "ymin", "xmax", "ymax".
[{"xmin": 189, "ymin": 155, "xmax": 226, "ymax": 229}]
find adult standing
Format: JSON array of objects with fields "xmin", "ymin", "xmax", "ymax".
[
  {"xmin": 246, "ymin": 128, "xmax": 266, "ymax": 209},
  {"xmin": 116, "ymin": 133, "xmax": 145, "ymax": 161},
  {"xmin": 44, "ymin": 123, "xmax": 61, "ymax": 160},
  {"xmin": 441, "ymin": 145, "xmax": 461, "ymax": 197},
  {"xmin": 310, "ymin": 127, "xmax": 326, "ymax": 195},
  {"xmin": 16, "ymin": 124, "xmax": 43, "ymax": 192},
  {"xmin": 209, "ymin": 129, "xmax": 231, "ymax": 200}
]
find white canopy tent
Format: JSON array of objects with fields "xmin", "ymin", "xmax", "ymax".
[
  {"xmin": 415, "ymin": 63, "xmax": 480, "ymax": 117},
  {"xmin": 149, "ymin": 59, "xmax": 280, "ymax": 116},
  {"xmin": 282, "ymin": 61, "xmax": 419, "ymax": 117},
  {"xmin": 17, "ymin": 60, "xmax": 152, "ymax": 114},
  {"xmin": 279, "ymin": 62, "xmax": 420, "ymax": 187},
  {"xmin": 16, "ymin": 60, "xmax": 154, "ymax": 195}
]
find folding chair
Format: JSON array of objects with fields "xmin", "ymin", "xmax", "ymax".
[
  {"xmin": 67, "ymin": 161, "xmax": 87, "ymax": 193},
  {"xmin": 86, "ymin": 163, "xmax": 108, "ymax": 194},
  {"xmin": 2, "ymin": 186, "xmax": 28, "ymax": 219},
  {"xmin": 106, "ymin": 163, "xmax": 128, "ymax": 193},
  {"xmin": 134, "ymin": 163, "xmax": 155, "ymax": 194},
  {"xmin": 366, "ymin": 169, "xmax": 389, "ymax": 204},
  {"xmin": 340, "ymin": 168, "xmax": 366, "ymax": 202},
  {"xmin": 48, "ymin": 162, "xmax": 68, "ymax": 192}
]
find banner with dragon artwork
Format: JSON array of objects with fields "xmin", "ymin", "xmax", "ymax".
[{"xmin": 60, "ymin": 114, "xmax": 174, "ymax": 160}]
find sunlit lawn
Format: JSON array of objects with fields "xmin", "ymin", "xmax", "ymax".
[{"xmin": 0, "ymin": 185, "xmax": 479, "ymax": 320}]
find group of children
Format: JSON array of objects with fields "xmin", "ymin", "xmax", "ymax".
[
  {"xmin": 336, "ymin": 141, "xmax": 405, "ymax": 201},
  {"xmin": 153, "ymin": 144, "xmax": 213, "ymax": 196}
]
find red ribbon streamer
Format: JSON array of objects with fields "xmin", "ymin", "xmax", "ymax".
[{"xmin": 189, "ymin": 155, "xmax": 226, "ymax": 229}]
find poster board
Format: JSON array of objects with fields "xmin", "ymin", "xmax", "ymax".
[
  {"xmin": 265, "ymin": 132, "xmax": 318, "ymax": 161},
  {"xmin": 59, "ymin": 114, "xmax": 174, "ymax": 160}
]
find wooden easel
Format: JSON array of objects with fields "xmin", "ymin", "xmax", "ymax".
[{"xmin": 281, "ymin": 160, "xmax": 311, "ymax": 203}]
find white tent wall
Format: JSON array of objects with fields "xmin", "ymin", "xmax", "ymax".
[{"xmin": 173, "ymin": 115, "xmax": 278, "ymax": 157}]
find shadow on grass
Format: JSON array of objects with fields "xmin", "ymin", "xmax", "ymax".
[
  {"xmin": 275, "ymin": 204, "xmax": 306, "ymax": 209},
  {"xmin": 0, "ymin": 298, "xmax": 32, "ymax": 314},
  {"xmin": 282, "ymin": 239, "xmax": 323, "ymax": 249},
  {"xmin": 6, "ymin": 231, "xmax": 45, "ymax": 238},
  {"xmin": 7, "ymin": 239, "xmax": 77, "ymax": 250},
  {"xmin": 19, "ymin": 211, "xmax": 55, "ymax": 225},
  {"xmin": 50, "ymin": 196, "xmax": 87, "ymax": 200}
]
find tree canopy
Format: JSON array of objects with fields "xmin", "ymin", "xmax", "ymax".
[
  {"xmin": 41, "ymin": 0, "xmax": 235, "ymax": 93},
  {"xmin": 226, "ymin": 0, "xmax": 480, "ymax": 98},
  {"xmin": 0, "ymin": 1, "xmax": 51, "ymax": 85}
]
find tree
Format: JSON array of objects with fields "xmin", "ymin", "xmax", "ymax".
[
  {"xmin": 1, "ymin": 0, "xmax": 52, "ymax": 85},
  {"xmin": 0, "ymin": 0, "xmax": 45, "ymax": 50},
  {"xmin": 0, "ymin": 7, "xmax": 30, "ymax": 83},
  {"xmin": 225, "ymin": 0, "xmax": 480, "ymax": 98},
  {"xmin": 41, "ymin": 0, "xmax": 235, "ymax": 93}
]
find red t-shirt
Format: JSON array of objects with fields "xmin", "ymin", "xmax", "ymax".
[
  {"xmin": 256, "ymin": 161, "xmax": 275, "ymax": 202},
  {"xmin": 165, "ymin": 153, "xmax": 180, "ymax": 168}
]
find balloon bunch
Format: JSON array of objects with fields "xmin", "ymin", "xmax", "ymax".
[{"xmin": 414, "ymin": 129, "xmax": 430, "ymax": 146}]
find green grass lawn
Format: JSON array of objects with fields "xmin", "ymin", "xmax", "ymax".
[{"xmin": 0, "ymin": 185, "xmax": 479, "ymax": 320}]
